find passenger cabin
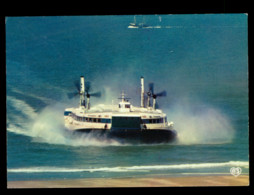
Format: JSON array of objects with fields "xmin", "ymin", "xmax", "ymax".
[
  {"xmin": 119, "ymin": 101, "xmax": 131, "ymax": 112},
  {"xmin": 118, "ymin": 92, "xmax": 131, "ymax": 112}
]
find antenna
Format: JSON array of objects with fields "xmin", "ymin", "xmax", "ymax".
[
  {"xmin": 80, "ymin": 76, "xmax": 85, "ymax": 108},
  {"xmin": 118, "ymin": 91, "xmax": 130, "ymax": 102},
  {"xmin": 141, "ymin": 76, "xmax": 144, "ymax": 107}
]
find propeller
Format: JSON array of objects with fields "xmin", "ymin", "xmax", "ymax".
[
  {"xmin": 146, "ymin": 83, "xmax": 153, "ymax": 101},
  {"xmin": 67, "ymin": 80, "xmax": 82, "ymax": 99},
  {"xmin": 67, "ymin": 92, "xmax": 79, "ymax": 99},
  {"xmin": 152, "ymin": 90, "xmax": 167, "ymax": 99},
  {"xmin": 148, "ymin": 83, "xmax": 154, "ymax": 95},
  {"xmin": 85, "ymin": 81, "xmax": 102, "ymax": 98},
  {"xmin": 68, "ymin": 80, "xmax": 102, "ymax": 99},
  {"xmin": 84, "ymin": 81, "xmax": 102, "ymax": 110},
  {"xmin": 146, "ymin": 82, "xmax": 167, "ymax": 108},
  {"xmin": 74, "ymin": 80, "xmax": 80, "ymax": 93}
]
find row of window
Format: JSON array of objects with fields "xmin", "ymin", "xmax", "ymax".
[
  {"xmin": 142, "ymin": 117, "xmax": 167, "ymax": 124},
  {"xmin": 65, "ymin": 111, "xmax": 167, "ymax": 124},
  {"xmin": 73, "ymin": 114, "xmax": 111, "ymax": 123},
  {"xmin": 64, "ymin": 111, "xmax": 111, "ymax": 123},
  {"xmin": 72, "ymin": 116, "xmax": 167, "ymax": 124},
  {"xmin": 119, "ymin": 104, "xmax": 130, "ymax": 108}
]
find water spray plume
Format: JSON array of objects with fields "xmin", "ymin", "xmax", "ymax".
[{"xmin": 167, "ymin": 100, "xmax": 235, "ymax": 145}]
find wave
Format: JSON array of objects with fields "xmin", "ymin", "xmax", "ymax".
[
  {"xmin": 10, "ymin": 87, "xmax": 53, "ymax": 105},
  {"xmin": 8, "ymin": 161, "xmax": 249, "ymax": 173},
  {"xmin": 7, "ymin": 96, "xmax": 38, "ymax": 120}
]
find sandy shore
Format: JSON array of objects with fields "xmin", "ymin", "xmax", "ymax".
[{"xmin": 7, "ymin": 175, "xmax": 249, "ymax": 188}]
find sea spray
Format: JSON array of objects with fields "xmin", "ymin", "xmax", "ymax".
[
  {"xmin": 7, "ymin": 96, "xmax": 124, "ymax": 146},
  {"xmin": 166, "ymin": 99, "xmax": 235, "ymax": 145},
  {"xmin": 29, "ymin": 106, "xmax": 67, "ymax": 144},
  {"xmin": 28, "ymin": 103, "xmax": 126, "ymax": 146},
  {"xmin": 7, "ymin": 95, "xmax": 235, "ymax": 146}
]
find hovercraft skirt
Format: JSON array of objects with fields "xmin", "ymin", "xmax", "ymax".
[{"xmin": 74, "ymin": 129, "xmax": 177, "ymax": 144}]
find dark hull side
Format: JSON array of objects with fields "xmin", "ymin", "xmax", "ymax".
[{"xmin": 73, "ymin": 129, "xmax": 177, "ymax": 144}]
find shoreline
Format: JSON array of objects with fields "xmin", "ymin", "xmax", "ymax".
[{"xmin": 7, "ymin": 174, "xmax": 249, "ymax": 188}]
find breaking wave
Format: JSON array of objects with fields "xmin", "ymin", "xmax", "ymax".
[{"xmin": 8, "ymin": 161, "xmax": 249, "ymax": 173}]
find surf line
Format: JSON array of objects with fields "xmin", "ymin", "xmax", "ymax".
[{"xmin": 8, "ymin": 161, "xmax": 249, "ymax": 173}]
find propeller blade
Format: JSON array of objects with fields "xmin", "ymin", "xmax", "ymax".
[
  {"xmin": 155, "ymin": 90, "xmax": 167, "ymax": 97},
  {"xmin": 74, "ymin": 80, "xmax": 80, "ymax": 92},
  {"xmin": 148, "ymin": 83, "xmax": 154, "ymax": 94},
  {"xmin": 85, "ymin": 81, "xmax": 91, "ymax": 93},
  {"xmin": 67, "ymin": 92, "xmax": 79, "ymax": 99},
  {"xmin": 90, "ymin": 91, "xmax": 101, "ymax": 97}
]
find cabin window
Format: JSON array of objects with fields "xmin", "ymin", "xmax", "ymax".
[
  {"xmin": 101, "ymin": 118, "xmax": 111, "ymax": 123},
  {"xmin": 142, "ymin": 118, "xmax": 163, "ymax": 124},
  {"xmin": 125, "ymin": 104, "xmax": 130, "ymax": 108},
  {"xmin": 64, "ymin": 111, "xmax": 72, "ymax": 116}
]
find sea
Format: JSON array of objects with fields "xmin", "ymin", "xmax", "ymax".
[{"xmin": 6, "ymin": 14, "xmax": 249, "ymax": 181}]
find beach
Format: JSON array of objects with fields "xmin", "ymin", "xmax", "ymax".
[{"xmin": 7, "ymin": 175, "xmax": 249, "ymax": 188}]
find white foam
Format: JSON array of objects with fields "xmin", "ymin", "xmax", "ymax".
[
  {"xmin": 7, "ymin": 124, "xmax": 32, "ymax": 137},
  {"xmin": 6, "ymin": 96, "xmax": 235, "ymax": 147},
  {"xmin": 7, "ymin": 96, "xmax": 125, "ymax": 147},
  {"xmin": 8, "ymin": 161, "xmax": 249, "ymax": 173},
  {"xmin": 166, "ymin": 100, "xmax": 235, "ymax": 145}
]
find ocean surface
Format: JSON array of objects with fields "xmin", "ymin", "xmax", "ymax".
[{"xmin": 6, "ymin": 14, "xmax": 249, "ymax": 181}]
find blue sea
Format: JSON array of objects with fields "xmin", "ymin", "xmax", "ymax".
[{"xmin": 6, "ymin": 14, "xmax": 249, "ymax": 181}]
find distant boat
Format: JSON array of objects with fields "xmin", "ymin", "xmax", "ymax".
[
  {"xmin": 128, "ymin": 16, "xmax": 139, "ymax": 28},
  {"xmin": 139, "ymin": 22, "xmax": 149, "ymax": 28},
  {"xmin": 159, "ymin": 16, "xmax": 162, "ymax": 22},
  {"xmin": 128, "ymin": 15, "xmax": 151, "ymax": 29}
]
